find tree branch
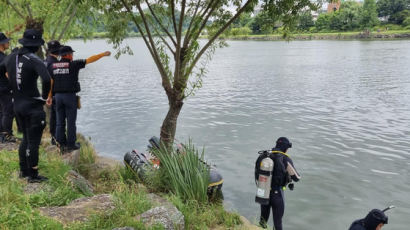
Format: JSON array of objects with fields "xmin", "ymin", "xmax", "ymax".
[
  {"xmin": 188, "ymin": 0, "xmax": 219, "ymax": 46},
  {"xmin": 151, "ymin": 24, "xmax": 176, "ymax": 55},
  {"xmin": 182, "ymin": 0, "xmax": 202, "ymax": 48},
  {"xmin": 172, "ymin": 0, "xmax": 187, "ymax": 93},
  {"xmin": 5, "ymin": 0, "xmax": 25, "ymax": 18},
  {"xmin": 170, "ymin": 0, "xmax": 178, "ymax": 35},
  {"xmin": 51, "ymin": 1, "xmax": 74, "ymax": 40},
  {"xmin": 134, "ymin": 0, "xmax": 173, "ymax": 94},
  {"xmin": 120, "ymin": 0, "xmax": 154, "ymax": 57},
  {"xmin": 186, "ymin": 0, "xmax": 254, "ymax": 78},
  {"xmin": 26, "ymin": 4, "xmax": 33, "ymax": 19},
  {"xmin": 146, "ymin": 1, "xmax": 177, "ymax": 46},
  {"xmin": 57, "ymin": 5, "xmax": 77, "ymax": 41}
]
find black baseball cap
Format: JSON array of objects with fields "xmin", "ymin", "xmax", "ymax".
[
  {"xmin": 59, "ymin": 45, "xmax": 75, "ymax": 56},
  {"xmin": 47, "ymin": 40, "xmax": 61, "ymax": 55},
  {"xmin": 0, "ymin": 32, "xmax": 11, "ymax": 44}
]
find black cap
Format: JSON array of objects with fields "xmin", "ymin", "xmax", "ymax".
[
  {"xmin": 0, "ymin": 32, "xmax": 11, "ymax": 45},
  {"xmin": 47, "ymin": 40, "xmax": 61, "ymax": 55},
  {"xmin": 275, "ymin": 137, "xmax": 292, "ymax": 152},
  {"xmin": 364, "ymin": 209, "xmax": 388, "ymax": 229},
  {"xmin": 18, "ymin": 29, "xmax": 45, "ymax": 47},
  {"xmin": 59, "ymin": 45, "xmax": 75, "ymax": 56}
]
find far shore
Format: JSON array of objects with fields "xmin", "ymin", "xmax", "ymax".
[
  {"xmin": 85, "ymin": 30, "xmax": 410, "ymax": 41},
  {"xmin": 218, "ymin": 30, "xmax": 410, "ymax": 41}
]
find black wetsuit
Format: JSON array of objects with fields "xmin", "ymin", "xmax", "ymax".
[
  {"xmin": 0, "ymin": 51, "xmax": 13, "ymax": 136},
  {"xmin": 45, "ymin": 55, "xmax": 59, "ymax": 142},
  {"xmin": 0, "ymin": 47, "xmax": 51, "ymax": 176},
  {"xmin": 49, "ymin": 58, "xmax": 85, "ymax": 148},
  {"xmin": 349, "ymin": 219, "xmax": 367, "ymax": 230},
  {"xmin": 260, "ymin": 148, "xmax": 300, "ymax": 230}
]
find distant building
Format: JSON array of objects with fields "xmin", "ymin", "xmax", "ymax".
[{"xmin": 327, "ymin": 0, "xmax": 341, "ymax": 13}]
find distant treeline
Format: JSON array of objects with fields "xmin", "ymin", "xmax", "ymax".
[{"xmin": 223, "ymin": 0, "xmax": 410, "ymax": 36}]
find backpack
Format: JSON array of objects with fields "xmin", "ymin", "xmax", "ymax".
[{"xmin": 255, "ymin": 150, "xmax": 290, "ymax": 188}]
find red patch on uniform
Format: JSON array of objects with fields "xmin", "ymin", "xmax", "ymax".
[{"xmin": 53, "ymin": 62, "xmax": 69, "ymax": 68}]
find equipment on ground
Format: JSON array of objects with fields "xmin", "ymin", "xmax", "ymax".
[{"xmin": 124, "ymin": 136, "xmax": 224, "ymax": 197}]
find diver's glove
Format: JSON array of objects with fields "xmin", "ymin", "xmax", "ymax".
[{"xmin": 288, "ymin": 183, "xmax": 294, "ymax": 191}]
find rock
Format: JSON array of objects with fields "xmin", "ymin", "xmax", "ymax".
[
  {"xmin": 0, "ymin": 142, "xmax": 19, "ymax": 151},
  {"xmin": 62, "ymin": 149, "xmax": 80, "ymax": 166},
  {"xmin": 39, "ymin": 194, "xmax": 115, "ymax": 224},
  {"xmin": 239, "ymin": 216, "xmax": 264, "ymax": 230},
  {"xmin": 112, "ymin": 227, "xmax": 135, "ymax": 230},
  {"xmin": 136, "ymin": 205, "xmax": 185, "ymax": 230},
  {"xmin": 67, "ymin": 170, "xmax": 94, "ymax": 195},
  {"xmin": 24, "ymin": 182, "xmax": 53, "ymax": 194},
  {"xmin": 210, "ymin": 216, "xmax": 263, "ymax": 230},
  {"xmin": 86, "ymin": 156, "xmax": 121, "ymax": 181},
  {"xmin": 146, "ymin": 193, "xmax": 171, "ymax": 206},
  {"xmin": 44, "ymin": 145, "xmax": 60, "ymax": 155}
]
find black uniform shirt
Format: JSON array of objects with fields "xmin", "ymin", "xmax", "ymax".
[
  {"xmin": 0, "ymin": 51, "xmax": 11, "ymax": 95},
  {"xmin": 49, "ymin": 58, "xmax": 86, "ymax": 93},
  {"xmin": 0, "ymin": 47, "xmax": 51, "ymax": 102}
]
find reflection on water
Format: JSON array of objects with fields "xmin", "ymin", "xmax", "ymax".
[{"xmin": 69, "ymin": 39, "xmax": 410, "ymax": 229}]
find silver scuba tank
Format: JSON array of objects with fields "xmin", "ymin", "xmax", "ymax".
[{"xmin": 255, "ymin": 156, "xmax": 274, "ymax": 205}]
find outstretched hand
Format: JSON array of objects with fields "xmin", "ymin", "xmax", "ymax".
[
  {"xmin": 104, "ymin": 51, "xmax": 111, "ymax": 57},
  {"xmin": 46, "ymin": 97, "xmax": 52, "ymax": 106}
]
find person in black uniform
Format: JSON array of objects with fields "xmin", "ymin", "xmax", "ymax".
[
  {"xmin": 45, "ymin": 40, "xmax": 62, "ymax": 145},
  {"xmin": 259, "ymin": 137, "xmax": 301, "ymax": 230},
  {"xmin": 0, "ymin": 29, "xmax": 52, "ymax": 182},
  {"xmin": 349, "ymin": 209, "xmax": 388, "ymax": 230},
  {"xmin": 51, "ymin": 45, "xmax": 110, "ymax": 152},
  {"xmin": 0, "ymin": 32, "xmax": 16, "ymax": 143}
]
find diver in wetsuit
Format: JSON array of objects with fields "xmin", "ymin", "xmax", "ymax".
[
  {"xmin": 349, "ymin": 209, "xmax": 388, "ymax": 230},
  {"xmin": 0, "ymin": 29, "xmax": 52, "ymax": 182},
  {"xmin": 259, "ymin": 137, "xmax": 301, "ymax": 230}
]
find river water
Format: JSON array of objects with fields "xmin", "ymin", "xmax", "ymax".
[{"xmin": 68, "ymin": 38, "xmax": 410, "ymax": 229}]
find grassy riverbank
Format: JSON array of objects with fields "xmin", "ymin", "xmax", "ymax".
[
  {"xmin": 218, "ymin": 29, "xmax": 410, "ymax": 41},
  {"xmin": 0, "ymin": 133, "xmax": 246, "ymax": 229}
]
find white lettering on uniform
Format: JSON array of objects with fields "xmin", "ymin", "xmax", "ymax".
[
  {"xmin": 17, "ymin": 62, "xmax": 23, "ymax": 87},
  {"xmin": 53, "ymin": 69, "xmax": 70, "ymax": 75}
]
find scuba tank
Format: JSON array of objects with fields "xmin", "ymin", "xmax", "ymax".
[{"xmin": 255, "ymin": 152, "xmax": 274, "ymax": 205}]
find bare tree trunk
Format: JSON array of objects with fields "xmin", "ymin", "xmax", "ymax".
[{"xmin": 160, "ymin": 98, "xmax": 184, "ymax": 149}]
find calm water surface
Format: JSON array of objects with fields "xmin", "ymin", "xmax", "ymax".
[{"xmin": 68, "ymin": 39, "xmax": 410, "ymax": 229}]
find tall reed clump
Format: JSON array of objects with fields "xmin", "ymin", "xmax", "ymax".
[
  {"xmin": 73, "ymin": 135, "xmax": 97, "ymax": 178},
  {"xmin": 152, "ymin": 142, "xmax": 210, "ymax": 204}
]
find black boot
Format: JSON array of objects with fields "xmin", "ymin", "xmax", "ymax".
[
  {"xmin": 28, "ymin": 169, "xmax": 48, "ymax": 183},
  {"xmin": 19, "ymin": 170, "xmax": 30, "ymax": 178}
]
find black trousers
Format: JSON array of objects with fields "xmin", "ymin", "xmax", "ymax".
[
  {"xmin": 15, "ymin": 101, "xmax": 46, "ymax": 175},
  {"xmin": 260, "ymin": 190, "xmax": 285, "ymax": 230},
  {"xmin": 0, "ymin": 94, "xmax": 14, "ymax": 134},
  {"xmin": 49, "ymin": 96, "xmax": 57, "ymax": 138},
  {"xmin": 55, "ymin": 93, "xmax": 76, "ymax": 147}
]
